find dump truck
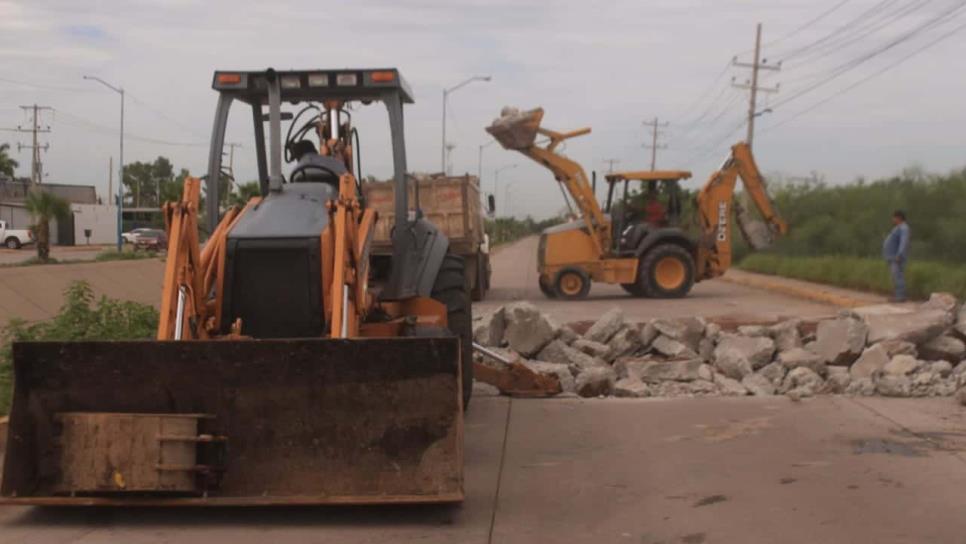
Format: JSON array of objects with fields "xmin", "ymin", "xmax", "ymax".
[
  {"xmin": 486, "ymin": 107, "xmax": 787, "ymax": 299},
  {"xmin": 364, "ymin": 174, "xmax": 491, "ymax": 301},
  {"xmin": 1, "ymin": 68, "xmax": 472, "ymax": 506}
]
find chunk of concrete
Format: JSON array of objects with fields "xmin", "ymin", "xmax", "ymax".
[
  {"xmin": 930, "ymin": 360, "xmax": 954, "ymax": 378},
  {"xmin": 956, "ymin": 386, "xmax": 966, "ymax": 406},
  {"xmin": 653, "ymin": 317, "xmax": 706, "ymax": 351},
  {"xmin": 741, "ymin": 373, "xmax": 776, "ymax": 396},
  {"xmin": 850, "ymin": 344, "xmax": 890, "ymax": 379},
  {"xmin": 614, "ymin": 378, "xmax": 651, "ymax": 398},
  {"xmin": 640, "ymin": 320, "xmax": 659, "ymax": 347},
  {"xmin": 606, "ymin": 326, "xmax": 643, "ymax": 361},
  {"xmin": 584, "ymin": 308, "xmax": 625, "ymax": 344},
  {"xmin": 922, "ymin": 292, "xmax": 958, "ymax": 315},
  {"xmin": 558, "ymin": 325, "xmax": 579, "ymax": 345},
  {"xmin": 757, "ymin": 362, "xmax": 787, "ymax": 386},
  {"xmin": 777, "ymin": 347, "xmax": 827, "ymax": 376},
  {"xmin": 715, "ymin": 373, "xmax": 749, "ymax": 396},
  {"xmin": 824, "ymin": 366, "xmax": 851, "ymax": 394},
  {"xmin": 652, "ymin": 335, "xmax": 699, "ymax": 359},
  {"xmin": 919, "ymin": 334, "xmax": 966, "ymax": 362},
  {"xmin": 473, "ymin": 307, "xmax": 506, "ymax": 347},
  {"xmin": 876, "ymin": 374, "xmax": 912, "ymax": 397},
  {"xmin": 911, "ymin": 370, "xmax": 941, "ymax": 397},
  {"xmin": 537, "ymin": 340, "xmax": 605, "ymax": 375},
  {"xmin": 698, "ymin": 363, "xmax": 715, "ymax": 382},
  {"xmin": 573, "ymin": 338, "xmax": 612, "ymax": 360},
  {"xmin": 878, "ymin": 339, "xmax": 917, "ymax": 358},
  {"xmin": 884, "ymin": 354, "xmax": 922, "ymax": 376},
  {"xmin": 620, "ymin": 358, "xmax": 705, "ymax": 383},
  {"xmin": 737, "ymin": 325, "xmax": 771, "ymax": 338},
  {"xmin": 698, "ymin": 337, "xmax": 715, "ymax": 361},
  {"xmin": 575, "ymin": 366, "xmax": 617, "ymax": 397},
  {"xmin": 811, "ymin": 318, "xmax": 867, "ymax": 365},
  {"xmin": 523, "ymin": 360, "xmax": 576, "ymax": 394},
  {"xmin": 704, "ymin": 322, "xmax": 722, "ymax": 343},
  {"xmin": 864, "ymin": 308, "xmax": 953, "ymax": 345},
  {"xmin": 504, "ymin": 301, "xmax": 557, "ymax": 356},
  {"xmin": 845, "ymin": 377, "xmax": 876, "ymax": 396},
  {"xmin": 781, "ymin": 367, "xmax": 825, "ymax": 397},
  {"xmin": 955, "ymin": 304, "xmax": 966, "ymax": 339},
  {"xmin": 770, "ymin": 320, "xmax": 803, "ymax": 352},
  {"xmin": 713, "ymin": 334, "xmax": 775, "ymax": 379}
]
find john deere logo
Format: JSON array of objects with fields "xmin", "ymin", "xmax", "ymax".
[{"xmin": 717, "ymin": 202, "xmax": 728, "ymax": 242}]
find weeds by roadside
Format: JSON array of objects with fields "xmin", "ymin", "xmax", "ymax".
[
  {"xmin": 739, "ymin": 254, "xmax": 966, "ymax": 300},
  {"xmin": 0, "ymin": 248, "xmax": 160, "ymax": 268},
  {"xmin": 0, "ymin": 281, "xmax": 159, "ymax": 415}
]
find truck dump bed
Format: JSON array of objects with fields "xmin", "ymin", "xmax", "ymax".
[{"xmin": 364, "ymin": 175, "xmax": 483, "ymax": 255}]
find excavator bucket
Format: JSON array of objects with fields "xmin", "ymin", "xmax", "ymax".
[
  {"xmin": 486, "ymin": 107, "xmax": 544, "ymax": 150},
  {"xmin": 1, "ymin": 337, "xmax": 464, "ymax": 506}
]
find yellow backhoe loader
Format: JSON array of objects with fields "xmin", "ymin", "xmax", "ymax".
[
  {"xmin": 486, "ymin": 107, "xmax": 787, "ymax": 299},
  {"xmin": 2, "ymin": 68, "xmax": 472, "ymax": 506}
]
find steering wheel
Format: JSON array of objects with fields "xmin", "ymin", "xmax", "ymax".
[{"xmin": 289, "ymin": 163, "xmax": 342, "ymax": 183}]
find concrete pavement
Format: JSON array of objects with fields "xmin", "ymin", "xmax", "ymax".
[
  {"xmin": 3, "ymin": 395, "xmax": 966, "ymax": 543},
  {"xmin": 477, "ymin": 236, "xmax": 852, "ymax": 325}
]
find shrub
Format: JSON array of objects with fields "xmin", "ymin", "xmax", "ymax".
[{"xmin": 0, "ymin": 281, "xmax": 158, "ymax": 414}]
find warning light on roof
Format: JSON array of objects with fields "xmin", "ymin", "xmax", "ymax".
[
  {"xmin": 370, "ymin": 71, "xmax": 395, "ymax": 83},
  {"xmin": 308, "ymin": 73, "xmax": 329, "ymax": 87},
  {"xmin": 336, "ymin": 73, "xmax": 358, "ymax": 86},
  {"xmin": 216, "ymin": 73, "xmax": 241, "ymax": 85}
]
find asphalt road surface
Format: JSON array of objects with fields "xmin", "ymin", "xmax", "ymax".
[
  {"xmin": 3, "ymin": 395, "xmax": 966, "ymax": 543},
  {"xmin": 475, "ymin": 236, "xmax": 844, "ymax": 325}
]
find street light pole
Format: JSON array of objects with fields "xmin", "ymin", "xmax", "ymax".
[
  {"xmin": 442, "ymin": 75, "xmax": 491, "ymax": 174},
  {"xmin": 84, "ymin": 76, "xmax": 124, "ymax": 252},
  {"xmin": 478, "ymin": 139, "xmax": 496, "ymax": 183},
  {"xmin": 494, "ymin": 163, "xmax": 517, "ymax": 213}
]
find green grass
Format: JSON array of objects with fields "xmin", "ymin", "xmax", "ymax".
[
  {"xmin": 0, "ymin": 281, "xmax": 159, "ymax": 415},
  {"xmin": 739, "ymin": 254, "xmax": 966, "ymax": 300},
  {"xmin": 93, "ymin": 248, "xmax": 160, "ymax": 262}
]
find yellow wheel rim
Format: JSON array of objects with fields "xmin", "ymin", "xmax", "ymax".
[
  {"xmin": 655, "ymin": 257, "xmax": 686, "ymax": 290},
  {"xmin": 559, "ymin": 272, "xmax": 584, "ymax": 296}
]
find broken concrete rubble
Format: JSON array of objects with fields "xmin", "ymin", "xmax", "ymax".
[
  {"xmin": 503, "ymin": 301, "xmax": 557, "ymax": 356},
  {"xmin": 472, "ymin": 296, "xmax": 966, "ymax": 402},
  {"xmin": 583, "ymin": 307, "xmax": 624, "ymax": 344}
]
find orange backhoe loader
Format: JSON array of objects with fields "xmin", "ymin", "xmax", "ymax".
[
  {"xmin": 486, "ymin": 107, "xmax": 787, "ymax": 299},
  {"xmin": 2, "ymin": 68, "xmax": 472, "ymax": 506}
]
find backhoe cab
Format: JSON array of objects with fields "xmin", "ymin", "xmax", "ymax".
[
  {"xmin": 486, "ymin": 107, "xmax": 786, "ymax": 300},
  {"xmin": 2, "ymin": 68, "xmax": 472, "ymax": 506}
]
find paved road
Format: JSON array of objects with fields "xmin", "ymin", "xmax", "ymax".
[
  {"xmin": 3, "ymin": 394, "xmax": 966, "ymax": 543},
  {"xmin": 475, "ymin": 236, "xmax": 851, "ymax": 325}
]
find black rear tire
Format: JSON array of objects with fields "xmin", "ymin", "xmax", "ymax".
[
  {"xmin": 638, "ymin": 243, "xmax": 695, "ymax": 298},
  {"xmin": 620, "ymin": 282, "xmax": 646, "ymax": 297},
  {"xmin": 538, "ymin": 274, "xmax": 557, "ymax": 299},
  {"xmin": 432, "ymin": 254, "xmax": 474, "ymax": 409}
]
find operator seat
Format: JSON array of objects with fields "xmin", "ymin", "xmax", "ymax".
[{"xmin": 290, "ymin": 140, "xmax": 347, "ymax": 185}]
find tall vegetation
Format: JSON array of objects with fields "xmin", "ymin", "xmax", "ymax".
[
  {"xmin": 25, "ymin": 190, "xmax": 71, "ymax": 262},
  {"xmin": 763, "ymin": 166, "xmax": 966, "ymax": 262},
  {"xmin": 485, "ymin": 215, "xmax": 563, "ymax": 246}
]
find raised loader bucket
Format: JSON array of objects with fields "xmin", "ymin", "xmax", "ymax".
[
  {"xmin": 1, "ymin": 337, "xmax": 463, "ymax": 506},
  {"xmin": 486, "ymin": 107, "xmax": 544, "ymax": 150}
]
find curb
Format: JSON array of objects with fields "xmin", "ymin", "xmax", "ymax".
[{"xmin": 721, "ymin": 272, "xmax": 876, "ymax": 309}]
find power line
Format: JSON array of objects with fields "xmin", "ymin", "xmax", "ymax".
[
  {"xmin": 763, "ymin": 0, "xmax": 855, "ymax": 48},
  {"xmin": 775, "ymin": 0, "xmax": 904, "ymax": 61},
  {"xmin": 54, "ymin": 109, "xmax": 207, "ymax": 147},
  {"xmin": 1, "ymin": 105, "xmax": 53, "ymax": 184},
  {"xmin": 763, "ymin": 16, "xmax": 966, "ymax": 132},
  {"xmin": 732, "ymin": 23, "xmax": 781, "ymax": 148},
  {"xmin": 0, "ymin": 76, "xmax": 92, "ymax": 93},
  {"xmin": 770, "ymin": 1, "xmax": 966, "ymax": 110}
]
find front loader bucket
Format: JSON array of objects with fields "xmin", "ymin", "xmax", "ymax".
[
  {"xmin": 486, "ymin": 107, "xmax": 544, "ymax": 150},
  {"xmin": 1, "ymin": 337, "xmax": 463, "ymax": 506}
]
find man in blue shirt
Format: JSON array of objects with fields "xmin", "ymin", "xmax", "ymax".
[{"xmin": 882, "ymin": 210, "xmax": 910, "ymax": 302}]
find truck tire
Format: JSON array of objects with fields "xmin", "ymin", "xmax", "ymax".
[
  {"xmin": 639, "ymin": 243, "xmax": 695, "ymax": 298},
  {"xmin": 620, "ymin": 282, "xmax": 646, "ymax": 297},
  {"xmin": 553, "ymin": 267, "xmax": 591, "ymax": 300},
  {"xmin": 538, "ymin": 275, "xmax": 557, "ymax": 299},
  {"xmin": 432, "ymin": 253, "xmax": 474, "ymax": 409},
  {"xmin": 5, "ymin": 237, "xmax": 21, "ymax": 250}
]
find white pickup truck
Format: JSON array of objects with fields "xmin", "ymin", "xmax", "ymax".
[{"xmin": 0, "ymin": 219, "xmax": 34, "ymax": 249}]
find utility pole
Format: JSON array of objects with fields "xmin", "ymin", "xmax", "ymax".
[
  {"xmin": 222, "ymin": 142, "xmax": 243, "ymax": 206},
  {"xmin": 642, "ymin": 117, "xmax": 669, "ymax": 170},
  {"xmin": 9, "ymin": 104, "xmax": 53, "ymax": 185},
  {"xmin": 601, "ymin": 158, "xmax": 621, "ymax": 174},
  {"xmin": 732, "ymin": 23, "xmax": 780, "ymax": 149},
  {"xmin": 108, "ymin": 156, "xmax": 113, "ymax": 204}
]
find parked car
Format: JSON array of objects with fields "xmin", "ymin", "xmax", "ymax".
[
  {"xmin": 0, "ymin": 219, "xmax": 34, "ymax": 249},
  {"xmin": 122, "ymin": 228, "xmax": 153, "ymax": 244},
  {"xmin": 133, "ymin": 229, "xmax": 167, "ymax": 252}
]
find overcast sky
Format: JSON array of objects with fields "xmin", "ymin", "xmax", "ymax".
[{"xmin": 1, "ymin": 0, "xmax": 964, "ymax": 219}]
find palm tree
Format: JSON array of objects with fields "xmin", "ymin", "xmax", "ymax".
[
  {"xmin": 0, "ymin": 143, "xmax": 19, "ymax": 178},
  {"xmin": 25, "ymin": 190, "xmax": 70, "ymax": 261}
]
